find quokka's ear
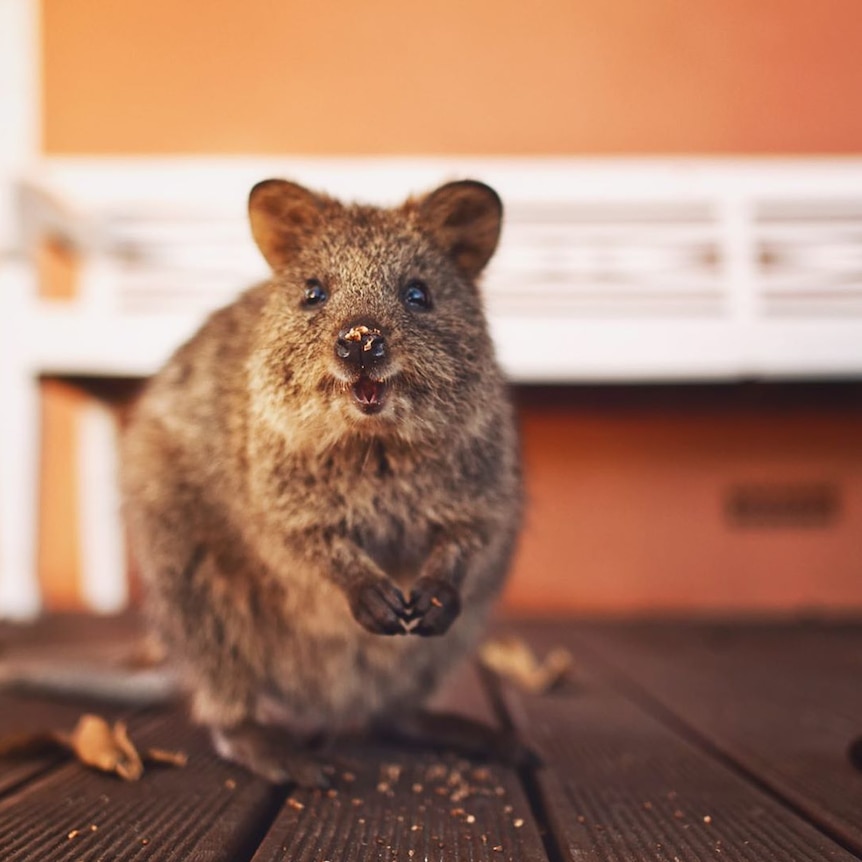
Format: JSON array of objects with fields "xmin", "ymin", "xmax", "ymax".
[
  {"xmin": 248, "ymin": 179, "xmax": 326, "ymax": 271},
  {"xmin": 417, "ymin": 180, "xmax": 503, "ymax": 281}
]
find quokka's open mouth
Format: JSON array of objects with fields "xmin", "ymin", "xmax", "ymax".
[{"xmin": 352, "ymin": 376, "xmax": 387, "ymax": 414}]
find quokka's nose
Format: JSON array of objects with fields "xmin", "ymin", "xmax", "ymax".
[{"xmin": 335, "ymin": 323, "xmax": 386, "ymax": 368}]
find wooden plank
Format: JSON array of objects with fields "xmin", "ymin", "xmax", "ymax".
[
  {"xmin": 0, "ymin": 614, "xmax": 152, "ymax": 795},
  {"xmin": 0, "ymin": 694, "xmax": 81, "ymax": 797},
  {"xmin": 0, "ymin": 691, "xmax": 134, "ymax": 798},
  {"xmin": 251, "ymin": 748, "xmax": 540, "ymax": 862},
  {"xmin": 251, "ymin": 661, "xmax": 549, "ymax": 862},
  {"xmin": 0, "ymin": 611, "xmax": 148, "ymax": 647},
  {"xmin": 0, "ymin": 610, "xmax": 175, "ymax": 706},
  {"xmin": 0, "ymin": 623, "xmax": 548, "ymax": 862},
  {"xmin": 0, "ymin": 706, "xmax": 282, "ymax": 862},
  {"xmin": 494, "ymin": 621, "xmax": 861, "ymax": 862},
  {"xmin": 568, "ymin": 619, "xmax": 862, "ymax": 857},
  {"xmin": 0, "ymin": 612, "xmax": 150, "ymax": 672}
]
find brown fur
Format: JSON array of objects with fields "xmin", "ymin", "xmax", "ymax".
[{"xmin": 120, "ymin": 179, "xmax": 522, "ymax": 781}]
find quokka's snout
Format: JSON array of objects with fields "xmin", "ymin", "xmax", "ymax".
[{"xmin": 335, "ymin": 321, "xmax": 387, "ymax": 370}]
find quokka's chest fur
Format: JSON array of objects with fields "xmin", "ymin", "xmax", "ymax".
[{"xmin": 249, "ymin": 438, "xmax": 476, "ymax": 589}]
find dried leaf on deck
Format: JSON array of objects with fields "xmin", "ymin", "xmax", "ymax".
[
  {"xmin": 0, "ymin": 713, "xmax": 187, "ymax": 781},
  {"xmin": 67, "ymin": 714, "xmax": 144, "ymax": 780},
  {"xmin": 145, "ymin": 746, "xmax": 189, "ymax": 768},
  {"xmin": 479, "ymin": 636, "xmax": 573, "ymax": 693}
]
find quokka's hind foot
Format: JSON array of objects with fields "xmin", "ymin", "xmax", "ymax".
[
  {"xmin": 211, "ymin": 722, "xmax": 329, "ymax": 787},
  {"xmin": 372, "ymin": 709, "xmax": 540, "ymax": 769}
]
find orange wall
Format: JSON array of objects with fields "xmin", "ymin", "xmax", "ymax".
[
  {"xmin": 503, "ymin": 388, "xmax": 862, "ymax": 614},
  {"xmin": 42, "ymin": 0, "xmax": 862, "ymax": 155}
]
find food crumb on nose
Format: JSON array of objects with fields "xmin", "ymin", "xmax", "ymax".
[{"xmin": 344, "ymin": 325, "xmax": 381, "ymax": 343}]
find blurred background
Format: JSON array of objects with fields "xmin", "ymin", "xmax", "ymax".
[{"xmin": 1, "ymin": 0, "xmax": 862, "ymax": 619}]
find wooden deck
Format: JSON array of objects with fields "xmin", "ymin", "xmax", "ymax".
[{"xmin": 1, "ymin": 615, "xmax": 861, "ymax": 861}]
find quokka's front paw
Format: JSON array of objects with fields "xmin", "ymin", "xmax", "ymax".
[
  {"xmin": 348, "ymin": 576, "xmax": 409, "ymax": 635},
  {"xmin": 407, "ymin": 577, "xmax": 461, "ymax": 636}
]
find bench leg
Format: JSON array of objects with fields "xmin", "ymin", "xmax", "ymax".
[{"xmin": 0, "ymin": 263, "xmax": 41, "ymax": 618}]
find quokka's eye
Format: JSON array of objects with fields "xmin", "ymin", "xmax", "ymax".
[
  {"xmin": 402, "ymin": 279, "xmax": 432, "ymax": 311},
  {"xmin": 302, "ymin": 279, "xmax": 328, "ymax": 307}
]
